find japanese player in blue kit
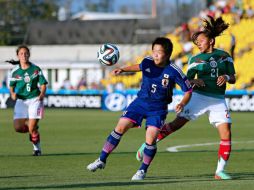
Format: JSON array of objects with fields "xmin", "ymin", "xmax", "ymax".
[{"xmin": 87, "ymin": 37, "xmax": 192, "ymax": 180}]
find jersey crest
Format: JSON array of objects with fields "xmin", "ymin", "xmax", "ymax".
[
  {"xmin": 209, "ymin": 57, "xmax": 217, "ymax": 68},
  {"xmin": 162, "ymin": 74, "xmax": 169, "ymax": 88},
  {"xmin": 24, "ymin": 73, "xmax": 30, "ymax": 83}
]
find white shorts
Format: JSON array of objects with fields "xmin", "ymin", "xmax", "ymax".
[
  {"xmin": 178, "ymin": 92, "xmax": 231, "ymax": 127},
  {"xmin": 14, "ymin": 97, "xmax": 44, "ymax": 119}
]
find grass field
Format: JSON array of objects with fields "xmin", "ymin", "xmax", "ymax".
[{"xmin": 0, "ymin": 109, "xmax": 254, "ymax": 190}]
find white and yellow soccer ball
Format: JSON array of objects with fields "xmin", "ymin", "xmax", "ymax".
[{"xmin": 97, "ymin": 43, "xmax": 120, "ymax": 66}]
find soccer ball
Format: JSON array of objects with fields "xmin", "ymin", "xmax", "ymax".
[{"xmin": 97, "ymin": 43, "xmax": 120, "ymax": 66}]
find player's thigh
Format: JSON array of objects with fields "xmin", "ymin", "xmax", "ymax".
[
  {"xmin": 208, "ymin": 99, "xmax": 231, "ymax": 127},
  {"xmin": 14, "ymin": 99, "xmax": 28, "ymax": 119},
  {"xmin": 146, "ymin": 114, "xmax": 167, "ymax": 129},
  {"xmin": 115, "ymin": 117, "xmax": 136, "ymax": 134},
  {"xmin": 27, "ymin": 97, "xmax": 44, "ymax": 119},
  {"xmin": 178, "ymin": 92, "xmax": 208, "ymax": 120}
]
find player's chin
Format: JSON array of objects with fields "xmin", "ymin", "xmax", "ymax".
[{"xmin": 154, "ymin": 60, "xmax": 162, "ymax": 65}]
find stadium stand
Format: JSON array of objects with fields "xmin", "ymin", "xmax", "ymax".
[{"xmin": 102, "ymin": 0, "xmax": 254, "ymax": 91}]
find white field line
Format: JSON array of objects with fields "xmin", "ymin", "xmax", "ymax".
[{"xmin": 166, "ymin": 140, "xmax": 254, "ymax": 152}]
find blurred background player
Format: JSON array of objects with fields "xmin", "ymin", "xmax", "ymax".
[
  {"xmin": 86, "ymin": 37, "xmax": 192, "ymax": 180},
  {"xmin": 136, "ymin": 16, "xmax": 236, "ymax": 180},
  {"xmin": 8, "ymin": 45, "xmax": 48, "ymax": 156}
]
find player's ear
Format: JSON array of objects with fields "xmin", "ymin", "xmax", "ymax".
[{"xmin": 209, "ymin": 38, "xmax": 215, "ymax": 46}]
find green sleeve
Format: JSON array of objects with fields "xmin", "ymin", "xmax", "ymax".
[
  {"xmin": 38, "ymin": 68, "xmax": 48, "ymax": 85},
  {"xmin": 226, "ymin": 58, "xmax": 235, "ymax": 75},
  {"xmin": 9, "ymin": 73, "xmax": 17, "ymax": 87},
  {"xmin": 186, "ymin": 57, "xmax": 197, "ymax": 80}
]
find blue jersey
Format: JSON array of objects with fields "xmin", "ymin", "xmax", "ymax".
[
  {"xmin": 137, "ymin": 57, "xmax": 191, "ymax": 106},
  {"xmin": 122, "ymin": 57, "xmax": 192, "ymax": 128}
]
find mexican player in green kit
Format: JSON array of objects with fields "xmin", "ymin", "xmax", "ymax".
[
  {"xmin": 8, "ymin": 45, "xmax": 48, "ymax": 156},
  {"xmin": 136, "ymin": 16, "xmax": 236, "ymax": 180}
]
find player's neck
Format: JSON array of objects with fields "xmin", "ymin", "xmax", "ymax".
[
  {"xmin": 20, "ymin": 62, "xmax": 30, "ymax": 70},
  {"xmin": 156, "ymin": 60, "xmax": 169, "ymax": 68}
]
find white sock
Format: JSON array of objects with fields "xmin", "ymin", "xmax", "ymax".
[
  {"xmin": 216, "ymin": 157, "xmax": 227, "ymax": 174},
  {"xmin": 33, "ymin": 143, "xmax": 41, "ymax": 151}
]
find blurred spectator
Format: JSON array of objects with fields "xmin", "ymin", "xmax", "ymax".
[
  {"xmin": 246, "ymin": 6, "xmax": 254, "ymax": 19},
  {"xmin": 90, "ymin": 82, "xmax": 99, "ymax": 90},
  {"xmin": 1, "ymin": 76, "xmax": 7, "ymax": 89},
  {"xmin": 242, "ymin": 77, "xmax": 254, "ymax": 89},
  {"xmin": 77, "ymin": 76, "xmax": 87, "ymax": 90},
  {"xmin": 61, "ymin": 78, "xmax": 73, "ymax": 90},
  {"xmin": 115, "ymin": 82, "xmax": 124, "ymax": 91},
  {"xmin": 180, "ymin": 23, "xmax": 191, "ymax": 43}
]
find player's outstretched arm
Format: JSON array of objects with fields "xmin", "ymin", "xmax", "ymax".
[{"xmin": 111, "ymin": 64, "xmax": 141, "ymax": 76}]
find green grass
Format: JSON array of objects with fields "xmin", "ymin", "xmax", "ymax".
[{"xmin": 0, "ymin": 109, "xmax": 253, "ymax": 190}]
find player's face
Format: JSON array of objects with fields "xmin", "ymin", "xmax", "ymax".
[
  {"xmin": 152, "ymin": 44, "xmax": 169, "ymax": 66},
  {"xmin": 195, "ymin": 33, "xmax": 213, "ymax": 53},
  {"xmin": 17, "ymin": 48, "xmax": 30, "ymax": 64}
]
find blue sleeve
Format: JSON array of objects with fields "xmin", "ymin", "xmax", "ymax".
[
  {"xmin": 171, "ymin": 66, "xmax": 192, "ymax": 92},
  {"xmin": 139, "ymin": 58, "xmax": 147, "ymax": 71}
]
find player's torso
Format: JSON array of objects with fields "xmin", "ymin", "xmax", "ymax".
[
  {"xmin": 12, "ymin": 64, "xmax": 41, "ymax": 99},
  {"xmin": 189, "ymin": 49, "xmax": 230, "ymax": 96},
  {"xmin": 138, "ymin": 58, "xmax": 174, "ymax": 103}
]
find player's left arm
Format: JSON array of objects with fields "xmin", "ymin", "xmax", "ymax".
[
  {"xmin": 217, "ymin": 56, "xmax": 236, "ymax": 86},
  {"xmin": 38, "ymin": 84, "xmax": 47, "ymax": 101},
  {"xmin": 111, "ymin": 64, "xmax": 141, "ymax": 76},
  {"xmin": 172, "ymin": 66, "xmax": 193, "ymax": 113},
  {"xmin": 38, "ymin": 68, "xmax": 48, "ymax": 101}
]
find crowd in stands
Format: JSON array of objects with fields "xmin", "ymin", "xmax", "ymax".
[
  {"xmin": 101, "ymin": 0, "xmax": 254, "ymax": 92},
  {"xmin": 1, "ymin": 0, "xmax": 254, "ymax": 93}
]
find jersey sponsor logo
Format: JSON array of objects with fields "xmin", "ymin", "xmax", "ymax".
[{"xmin": 145, "ymin": 68, "xmax": 151, "ymax": 73}]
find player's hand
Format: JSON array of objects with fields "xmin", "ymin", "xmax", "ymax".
[
  {"xmin": 190, "ymin": 79, "xmax": 205, "ymax": 88},
  {"xmin": 175, "ymin": 103, "xmax": 184, "ymax": 114},
  {"xmin": 217, "ymin": 75, "xmax": 228, "ymax": 86},
  {"xmin": 111, "ymin": 68, "xmax": 123, "ymax": 76},
  {"xmin": 37, "ymin": 94, "xmax": 45, "ymax": 101},
  {"xmin": 10, "ymin": 93, "xmax": 17, "ymax": 101}
]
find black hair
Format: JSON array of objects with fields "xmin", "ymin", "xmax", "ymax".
[
  {"xmin": 16, "ymin": 45, "xmax": 30, "ymax": 56},
  {"xmin": 192, "ymin": 15, "xmax": 229, "ymax": 45},
  {"xmin": 5, "ymin": 59, "xmax": 20, "ymax": 65},
  {"xmin": 152, "ymin": 37, "xmax": 173, "ymax": 58}
]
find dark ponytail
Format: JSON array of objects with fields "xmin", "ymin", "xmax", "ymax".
[
  {"xmin": 5, "ymin": 59, "xmax": 20, "ymax": 65},
  {"xmin": 192, "ymin": 15, "xmax": 229, "ymax": 45}
]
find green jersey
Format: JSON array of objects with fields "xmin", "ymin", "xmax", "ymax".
[
  {"xmin": 9, "ymin": 63, "xmax": 48, "ymax": 100},
  {"xmin": 187, "ymin": 48, "xmax": 235, "ymax": 99}
]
